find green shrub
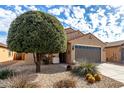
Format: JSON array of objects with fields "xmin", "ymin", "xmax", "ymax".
[
  {"xmin": 2, "ymin": 74, "xmax": 38, "ymax": 88},
  {"xmin": 71, "ymin": 63, "xmax": 98, "ymax": 77},
  {"xmin": 0, "ymin": 69, "xmax": 15, "ymax": 79},
  {"xmin": 53, "ymin": 79, "xmax": 76, "ymax": 88}
]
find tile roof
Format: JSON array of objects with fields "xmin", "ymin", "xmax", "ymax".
[
  {"xmin": 68, "ymin": 33, "xmax": 90, "ymax": 42},
  {"xmin": 0, "ymin": 42, "xmax": 7, "ymax": 48},
  {"xmin": 106, "ymin": 40, "xmax": 124, "ymax": 47},
  {"xmin": 65, "ymin": 28, "xmax": 84, "ymax": 41},
  {"xmin": 65, "ymin": 28, "xmax": 105, "ymax": 45},
  {"xmin": 65, "ymin": 28, "xmax": 76, "ymax": 34}
]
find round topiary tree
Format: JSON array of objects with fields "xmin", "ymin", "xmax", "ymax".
[{"xmin": 7, "ymin": 11, "xmax": 67, "ymax": 73}]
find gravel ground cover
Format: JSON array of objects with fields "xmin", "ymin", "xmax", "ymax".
[{"xmin": 0, "ymin": 61, "xmax": 124, "ymax": 88}]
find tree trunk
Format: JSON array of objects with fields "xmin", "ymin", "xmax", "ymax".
[
  {"xmin": 33, "ymin": 53, "xmax": 45, "ymax": 73},
  {"xmin": 36, "ymin": 53, "xmax": 41, "ymax": 73},
  {"xmin": 36, "ymin": 61, "xmax": 41, "ymax": 73}
]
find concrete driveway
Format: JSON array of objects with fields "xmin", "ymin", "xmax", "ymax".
[{"xmin": 97, "ymin": 63, "xmax": 124, "ymax": 83}]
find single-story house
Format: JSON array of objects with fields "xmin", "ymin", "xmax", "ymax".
[
  {"xmin": 25, "ymin": 28, "xmax": 106, "ymax": 64},
  {"xmin": 0, "ymin": 42, "xmax": 14, "ymax": 63},
  {"xmin": 105, "ymin": 40, "xmax": 124, "ymax": 63}
]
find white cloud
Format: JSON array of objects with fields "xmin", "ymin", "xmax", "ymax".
[
  {"xmin": 88, "ymin": 6, "xmax": 124, "ymax": 42},
  {"xmin": 90, "ymin": 8, "xmax": 94, "ymax": 11},
  {"xmin": 64, "ymin": 7, "xmax": 71, "ymax": 18},
  {"xmin": 45, "ymin": 5, "xmax": 54, "ymax": 8},
  {"xmin": 97, "ymin": 8, "xmax": 105, "ymax": 17},
  {"xmin": 106, "ymin": 5, "xmax": 111, "ymax": 10},
  {"xmin": 57, "ymin": 6, "xmax": 89, "ymax": 33},
  {"xmin": 1, "ymin": 5, "xmax": 124, "ymax": 44},
  {"xmin": 48, "ymin": 7, "xmax": 64, "ymax": 15},
  {"xmin": 85, "ymin": 5, "xmax": 91, "ymax": 8},
  {"xmin": 64, "ymin": 14, "xmax": 91, "ymax": 33},
  {"xmin": 28, "ymin": 5, "xmax": 38, "ymax": 11},
  {"xmin": 15, "ymin": 5, "xmax": 25, "ymax": 15},
  {"xmin": 93, "ymin": 21, "xmax": 124, "ymax": 42},
  {"xmin": 73, "ymin": 6, "xmax": 85, "ymax": 19},
  {"xmin": 89, "ymin": 13, "xmax": 99, "ymax": 29},
  {"xmin": 0, "ymin": 6, "xmax": 26, "ymax": 44},
  {"xmin": 94, "ymin": 27, "xmax": 124, "ymax": 42},
  {"xmin": 0, "ymin": 8, "xmax": 17, "ymax": 32}
]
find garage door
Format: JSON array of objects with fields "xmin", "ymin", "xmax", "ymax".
[
  {"xmin": 75, "ymin": 45, "xmax": 101, "ymax": 63},
  {"xmin": 121, "ymin": 48, "xmax": 124, "ymax": 63}
]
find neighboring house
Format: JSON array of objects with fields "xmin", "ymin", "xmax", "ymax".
[
  {"xmin": 25, "ymin": 28, "xmax": 106, "ymax": 64},
  {"xmin": 0, "ymin": 42, "xmax": 14, "ymax": 63},
  {"xmin": 105, "ymin": 40, "xmax": 124, "ymax": 63}
]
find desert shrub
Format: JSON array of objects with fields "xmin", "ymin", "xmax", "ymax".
[
  {"xmin": 0, "ymin": 69, "xmax": 15, "ymax": 80},
  {"xmin": 71, "ymin": 63, "xmax": 98, "ymax": 77},
  {"xmin": 53, "ymin": 79, "xmax": 76, "ymax": 88},
  {"xmin": 2, "ymin": 74, "xmax": 38, "ymax": 88}
]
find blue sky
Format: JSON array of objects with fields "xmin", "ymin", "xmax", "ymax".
[{"xmin": 0, "ymin": 5, "xmax": 124, "ymax": 44}]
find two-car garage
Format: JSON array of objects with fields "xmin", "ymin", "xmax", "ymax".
[
  {"xmin": 75, "ymin": 45, "xmax": 101, "ymax": 63},
  {"xmin": 66, "ymin": 33, "xmax": 106, "ymax": 64}
]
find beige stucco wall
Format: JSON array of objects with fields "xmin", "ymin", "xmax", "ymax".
[
  {"xmin": 0, "ymin": 47, "xmax": 14, "ymax": 63},
  {"xmin": 105, "ymin": 46, "xmax": 121, "ymax": 62},
  {"xmin": 25, "ymin": 53, "xmax": 34, "ymax": 64},
  {"xmin": 25, "ymin": 53, "xmax": 60, "ymax": 64},
  {"xmin": 69, "ymin": 34, "xmax": 106, "ymax": 62}
]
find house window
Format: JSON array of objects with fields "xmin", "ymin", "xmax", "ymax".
[{"xmin": 8, "ymin": 51, "xmax": 11, "ymax": 57}]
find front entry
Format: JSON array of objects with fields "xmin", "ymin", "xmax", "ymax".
[
  {"xmin": 59, "ymin": 53, "xmax": 66, "ymax": 63},
  {"xmin": 13, "ymin": 53, "xmax": 25, "ymax": 60}
]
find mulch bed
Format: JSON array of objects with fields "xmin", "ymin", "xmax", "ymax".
[
  {"xmin": 0, "ymin": 63, "xmax": 124, "ymax": 88},
  {"xmin": 27, "ymin": 72, "xmax": 124, "ymax": 88}
]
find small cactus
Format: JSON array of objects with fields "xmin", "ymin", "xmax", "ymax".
[
  {"xmin": 87, "ymin": 76, "xmax": 95, "ymax": 84},
  {"xmin": 94, "ymin": 74, "xmax": 101, "ymax": 81},
  {"xmin": 85, "ymin": 73, "xmax": 93, "ymax": 80}
]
